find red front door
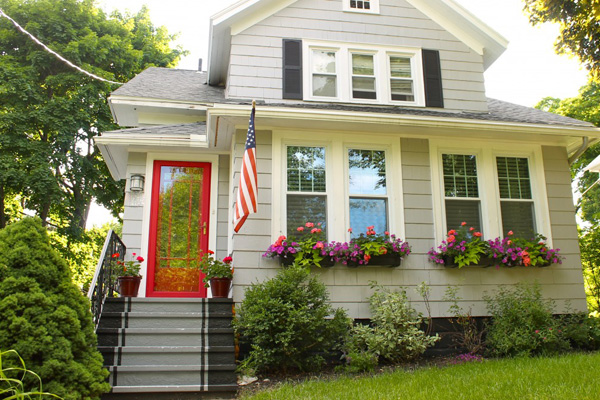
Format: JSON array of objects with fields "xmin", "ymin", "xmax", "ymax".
[{"xmin": 146, "ymin": 161, "xmax": 211, "ymax": 297}]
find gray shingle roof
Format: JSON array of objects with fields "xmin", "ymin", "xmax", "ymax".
[
  {"xmin": 102, "ymin": 122, "xmax": 206, "ymax": 136},
  {"xmin": 111, "ymin": 67, "xmax": 593, "ymax": 128}
]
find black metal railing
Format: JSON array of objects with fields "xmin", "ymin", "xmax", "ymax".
[{"xmin": 87, "ymin": 229, "xmax": 126, "ymax": 328}]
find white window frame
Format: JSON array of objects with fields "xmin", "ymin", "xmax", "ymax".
[
  {"xmin": 303, "ymin": 40, "xmax": 425, "ymax": 107},
  {"xmin": 430, "ymin": 140, "xmax": 552, "ymax": 245},
  {"xmin": 343, "ymin": 0, "xmax": 380, "ymax": 14},
  {"xmin": 271, "ymin": 130, "xmax": 404, "ymax": 242}
]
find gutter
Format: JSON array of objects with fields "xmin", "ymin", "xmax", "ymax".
[{"xmin": 568, "ymin": 137, "xmax": 590, "ymax": 165}]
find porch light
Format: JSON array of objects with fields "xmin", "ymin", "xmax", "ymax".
[{"xmin": 130, "ymin": 174, "xmax": 145, "ymax": 192}]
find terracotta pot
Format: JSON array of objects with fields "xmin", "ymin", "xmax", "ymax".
[
  {"xmin": 118, "ymin": 276, "xmax": 141, "ymax": 297},
  {"xmin": 210, "ymin": 277, "xmax": 232, "ymax": 298}
]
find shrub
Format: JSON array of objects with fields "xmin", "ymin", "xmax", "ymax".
[
  {"xmin": 560, "ymin": 313, "xmax": 600, "ymax": 350},
  {"xmin": 233, "ymin": 265, "xmax": 351, "ymax": 373},
  {"xmin": 343, "ymin": 285, "xmax": 439, "ymax": 367},
  {"xmin": 0, "ymin": 349, "xmax": 61, "ymax": 399},
  {"xmin": 444, "ymin": 286, "xmax": 486, "ymax": 354},
  {"xmin": 484, "ymin": 283, "xmax": 569, "ymax": 357},
  {"xmin": 0, "ymin": 218, "xmax": 110, "ymax": 399}
]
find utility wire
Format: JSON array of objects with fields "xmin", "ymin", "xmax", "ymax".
[{"xmin": 0, "ymin": 7, "xmax": 123, "ymax": 85}]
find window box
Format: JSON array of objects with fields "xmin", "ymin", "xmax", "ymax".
[
  {"xmin": 347, "ymin": 253, "xmax": 402, "ymax": 268},
  {"xmin": 279, "ymin": 254, "xmax": 335, "ymax": 268}
]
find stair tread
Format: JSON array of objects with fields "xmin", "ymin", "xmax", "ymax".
[
  {"xmin": 110, "ymin": 384, "xmax": 238, "ymax": 393},
  {"xmin": 98, "ymin": 345, "xmax": 234, "ymax": 352},
  {"xmin": 101, "ymin": 312, "xmax": 232, "ymax": 317},
  {"xmin": 97, "ymin": 327, "xmax": 233, "ymax": 333},
  {"xmin": 105, "ymin": 298, "xmax": 233, "ymax": 303},
  {"xmin": 107, "ymin": 364, "xmax": 236, "ymax": 372}
]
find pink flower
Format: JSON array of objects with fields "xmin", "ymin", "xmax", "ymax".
[
  {"xmin": 384, "ymin": 231, "xmax": 389, "ymax": 235},
  {"xmin": 317, "ymin": 228, "xmax": 322, "ymax": 233},
  {"xmin": 297, "ymin": 226, "xmax": 304, "ymax": 232},
  {"xmin": 311, "ymin": 228, "xmax": 318, "ymax": 234},
  {"xmin": 508, "ymin": 231, "xmax": 514, "ymax": 236},
  {"xmin": 306, "ymin": 222, "xmax": 314, "ymax": 228},
  {"xmin": 447, "ymin": 235, "xmax": 456, "ymax": 243},
  {"xmin": 535, "ymin": 330, "xmax": 540, "ymax": 333},
  {"xmin": 469, "ymin": 227, "xmax": 475, "ymax": 231},
  {"xmin": 223, "ymin": 256, "xmax": 233, "ymax": 264},
  {"xmin": 367, "ymin": 226, "xmax": 374, "ymax": 230},
  {"xmin": 348, "ymin": 228, "xmax": 353, "ymax": 233},
  {"xmin": 448, "ymin": 230, "xmax": 456, "ymax": 235},
  {"xmin": 315, "ymin": 242, "xmax": 324, "ymax": 249},
  {"xmin": 136, "ymin": 256, "xmax": 144, "ymax": 262},
  {"xmin": 461, "ymin": 222, "xmax": 467, "ymax": 226},
  {"xmin": 132, "ymin": 253, "xmax": 136, "ymax": 256},
  {"xmin": 473, "ymin": 232, "xmax": 482, "ymax": 237}
]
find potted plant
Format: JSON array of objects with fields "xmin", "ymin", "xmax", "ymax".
[
  {"xmin": 263, "ymin": 222, "xmax": 334, "ymax": 268},
  {"xmin": 112, "ymin": 252, "xmax": 144, "ymax": 297},
  {"xmin": 487, "ymin": 231, "xmax": 562, "ymax": 267},
  {"xmin": 199, "ymin": 250, "xmax": 234, "ymax": 298},
  {"xmin": 344, "ymin": 227, "xmax": 411, "ymax": 267},
  {"xmin": 428, "ymin": 222, "xmax": 488, "ymax": 268}
]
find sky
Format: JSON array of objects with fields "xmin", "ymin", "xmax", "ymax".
[{"xmin": 89, "ymin": 0, "xmax": 590, "ymax": 228}]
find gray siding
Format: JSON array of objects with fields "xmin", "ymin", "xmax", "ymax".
[
  {"xmin": 122, "ymin": 152, "xmax": 147, "ymax": 257},
  {"xmin": 216, "ymin": 154, "xmax": 230, "ymax": 260},
  {"xmin": 227, "ymin": 0, "xmax": 488, "ymax": 112}
]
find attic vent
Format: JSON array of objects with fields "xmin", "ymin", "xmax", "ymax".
[{"xmin": 350, "ymin": 0, "xmax": 370, "ymax": 10}]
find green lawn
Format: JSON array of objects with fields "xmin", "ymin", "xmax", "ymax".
[{"xmin": 241, "ymin": 352, "xmax": 600, "ymax": 400}]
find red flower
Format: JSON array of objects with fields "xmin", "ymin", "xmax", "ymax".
[
  {"xmin": 223, "ymin": 256, "xmax": 233, "ymax": 264},
  {"xmin": 207, "ymin": 250, "xmax": 215, "ymax": 255},
  {"xmin": 448, "ymin": 235, "xmax": 456, "ymax": 243},
  {"xmin": 297, "ymin": 226, "xmax": 304, "ymax": 232},
  {"xmin": 112, "ymin": 253, "xmax": 119, "ymax": 258},
  {"xmin": 364, "ymin": 254, "xmax": 371, "ymax": 262},
  {"xmin": 448, "ymin": 230, "xmax": 456, "ymax": 235},
  {"xmin": 469, "ymin": 227, "xmax": 475, "ymax": 231},
  {"xmin": 311, "ymin": 228, "xmax": 318, "ymax": 234},
  {"xmin": 317, "ymin": 228, "xmax": 322, "ymax": 234},
  {"xmin": 136, "ymin": 256, "xmax": 144, "ymax": 262},
  {"xmin": 380, "ymin": 247, "xmax": 387, "ymax": 254},
  {"xmin": 384, "ymin": 231, "xmax": 389, "ymax": 236},
  {"xmin": 348, "ymin": 228, "xmax": 353, "ymax": 233},
  {"xmin": 306, "ymin": 222, "xmax": 314, "ymax": 228},
  {"xmin": 461, "ymin": 222, "xmax": 467, "ymax": 226},
  {"xmin": 508, "ymin": 231, "xmax": 514, "ymax": 236},
  {"xmin": 473, "ymin": 232, "xmax": 482, "ymax": 237},
  {"xmin": 367, "ymin": 226, "xmax": 374, "ymax": 230}
]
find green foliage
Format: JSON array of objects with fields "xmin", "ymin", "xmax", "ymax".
[
  {"xmin": 0, "ymin": 0, "xmax": 186, "ymax": 236},
  {"xmin": 484, "ymin": 283, "xmax": 569, "ymax": 357},
  {"xmin": 579, "ymin": 225, "xmax": 600, "ymax": 313},
  {"xmin": 524, "ymin": 0, "xmax": 600, "ymax": 81},
  {"xmin": 233, "ymin": 265, "xmax": 351, "ymax": 374},
  {"xmin": 0, "ymin": 218, "xmax": 110, "ymax": 399},
  {"xmin": 535, "ymin": 84, "xmax": 600, "ymax": 223},
  {"xmin": 0, "ymin": 349, "xmax": 62, "ymax": 399},
  {"xmin": 443, "ymin": 286, "xmax": 485, "ymax": 354},
  {"xmin": 335, "ymin": 350, "xmax": 378, "ymax": 374},
  {"xmin": 199, "ymin": 252, "xmax": 233, "ymax": 287},
  {"xmin": 344, "ymin": 285, "xmax": 438, "ymax": 366},
  {"xmin": 559, "ymin": 312, "xmax": 600, "ymax": 350}
]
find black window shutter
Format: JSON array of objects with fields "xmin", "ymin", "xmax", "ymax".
[
  {"xmin": 282, "ymin": 39, "xmax": 303, "ymax": 100},
  {"xmin": 422, "ymin": 49, "xmax": 444, "ymax": 108}
]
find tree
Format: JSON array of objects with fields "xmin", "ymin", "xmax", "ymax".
[
  {"xmin": 0, "ymin": 218, "xmax": 111, "ymax": 399},
  {"xmin": 535, "ymin": 82, "xmax": 600, "ymax": 223},
  {"xmin": 0, "ymin": 0, "xmax": 185, "ymax": 237},
  {"xmin": 524, "ymin": 0, "xmax": 600, "ymax": 80}
]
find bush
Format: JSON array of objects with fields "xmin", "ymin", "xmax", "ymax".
[
  {"xmin": 0, "ymin": 349, "xmax": 61, "ymax": 399},
  {"xmin": 484, "ymin": 283, "xmax": 570, "ymax": 357},
  {"xmin": 0, "ymin": 218, "xmax": 110, "ymax": 399},
  {"xmin": 233, "ymin": 265, "xmax": 351, "ymax": 374},
  {"xmin": 343, "ymin": 285, "xmax": 439, "ymax": 367},
  {"xmin": 560, "ymin": 313, "xmax": 600, "ymax": 350}
]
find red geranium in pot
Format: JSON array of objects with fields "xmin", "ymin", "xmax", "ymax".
[
  {"xmin": 199, "ymin": 251, "xmax": 234, "ymax": 298},
  {"xmin": 112, "ymin": 252, "xmax": 144, "ymax": 297}
]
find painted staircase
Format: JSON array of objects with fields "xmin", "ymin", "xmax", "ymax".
[{"xmin": 97, "ymin": 298, "xmax": 237, "ymax": 399}]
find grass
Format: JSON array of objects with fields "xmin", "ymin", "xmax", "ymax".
[{"xmin": 241, "ymin": 352, "xmax": 600, "ymax": 400}]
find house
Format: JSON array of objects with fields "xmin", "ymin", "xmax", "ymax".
[{"xmin": 93, "ymin": 0, "xmax": 600, "ymax": 386}]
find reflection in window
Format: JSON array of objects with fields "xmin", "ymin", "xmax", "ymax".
[
  {"xmin": 442, "ymin": 154, "xmax": 482, "ymax": 233},
  {"xmin": 389, "ymin": 56, "xmax": 414, "ymax": 102},
  {"xmin": 312, "ymin": 50, "xmax": 337, "ymax": 97},
  {"xmin": 287, "ymin": 146, "xmax": 327, "ymax": 237},
  {"xmin": 352, "ymin": 54, "xmax": 376, "ymax": 100},
  {"xmin": 348, "ymin": 149, "xmax": 388, "ymax": 236}
]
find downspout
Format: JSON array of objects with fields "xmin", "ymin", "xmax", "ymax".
[{"xmin": 568, "ymin": 137, "xmax": 590, "ymax": 165}]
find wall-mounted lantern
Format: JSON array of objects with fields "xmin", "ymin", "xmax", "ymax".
[{"xmin": 130, "ymin": 174, "xmax": 145, "ymax": 192}]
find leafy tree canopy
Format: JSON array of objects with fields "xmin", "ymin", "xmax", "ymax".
[
  {"xmin": 535, "ymin": 82, "xmax": 600, "ymax": 223},
  {"xmin": 0, "ymin": 0, "xmax": 186, "ymax": 237},
  {"xmin": 524, "ymin": 0, "xmax": 600, "ymax": 80}
]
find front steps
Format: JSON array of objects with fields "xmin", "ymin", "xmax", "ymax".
[{"xmin": 97, "ymin": 298, "xmax": 237, "ymax": 399}]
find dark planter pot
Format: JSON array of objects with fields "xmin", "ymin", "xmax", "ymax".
[
  {"xmin": 441, "ymin": 255, "xmax": 458, "ymax": 268},
  {"xmin": 347, "ymin": 253, "xmax": 402, "ymax": 268},
  {"xmin": 118, "ymin": 276, "xmax": 141, "ymax": 297},
  {"xmin": 278, "ymin": 255, "xmax": 335, "ymax": 267},
  {"xmin": 442, "ymin": 255, "xmax": 495, "ymax": 268},
  {"xmin": 478, "ymin": 255, "xmax": 494, "ymax": 268},
  {"xmin": 210, "ymin": 277, "xmax": 232, "ymax": 298}
]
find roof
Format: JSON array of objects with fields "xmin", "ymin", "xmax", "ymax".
[
  {"xmin": 208, "ymin": 0, "xmax": 508, "ymax": 85},
  {"xmin": 102, "ymin": 122, "xmax": 206, "ymax": 136},
  {"xmin": 109, "ymin": 68, "xmax": 594, "ymax": 129}
]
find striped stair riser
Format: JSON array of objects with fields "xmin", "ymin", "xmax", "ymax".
[
  {"xmin": 100, "ymin": 347, "xmax": 235, "ymax": 366},
  {"xmin": 107, "ymin": 367, "xmax": 236, "ymax": 387},
  {"xmin": 99, "ymin": 314, "xmax": 233, "ymax": 329},
  {"xmin": 97, "ymin": 329, "xmax": 234, "ymax": 347}
]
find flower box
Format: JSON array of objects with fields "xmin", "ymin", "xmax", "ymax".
[
  {"xmin": 279, "ymin": 254, "xmax": 334, "ymax": 267},
  {"xmin": 442, "ymin": 255, "xmax": 493, "ymax": 268},
  {"xmin": 347, "ymin": 253, "xmax": 402, "ymax": 268}
]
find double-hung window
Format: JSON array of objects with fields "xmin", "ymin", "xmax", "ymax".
[
  {"xmin": 442, "ymin": 154, "xmax": 482, "ymax": 233},
  {"xmin": 496, "ymin": 157, "xmax": 536, "ymax": 238},
  {"xmin": 351, "ymin": 53, "xmax": 377, "ymax": 100},
  {"xmin": 389, "ymin": 55, "xmax": 415, "ymax": 102},
  {"xmin": 286, "ymin": 146, "xmax": 327, "ymax": 237},
  {"xmin": 348, "ymin": 149, "xmax": 388, "ymax": 236},
  {"xmin": 311, "ymin": 49, "xmax": 338, "ymax": 98}
]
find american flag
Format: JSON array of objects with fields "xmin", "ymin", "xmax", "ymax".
[{"xmin": 233, "ymin": 104, "xmax": 258, "ymax": 233}]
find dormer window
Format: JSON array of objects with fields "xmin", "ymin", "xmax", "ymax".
[{"xmin": 344, "ymin": 0, "xmax": 379, "ymax": 13}]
